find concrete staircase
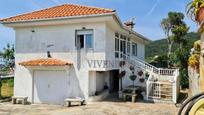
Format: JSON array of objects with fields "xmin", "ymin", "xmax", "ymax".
[{"xmin": 120, "ymin": 54, "xmax": 179, "ymax": 103}]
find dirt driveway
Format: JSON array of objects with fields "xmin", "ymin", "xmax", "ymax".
[{"xmin": 0, "ymin": 101, "xmax": 179, "ymax": 115}]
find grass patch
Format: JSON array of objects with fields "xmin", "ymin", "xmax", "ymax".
[{"xmin": 1, "ymin": 78, "xmax": 14, "ymax": 97}]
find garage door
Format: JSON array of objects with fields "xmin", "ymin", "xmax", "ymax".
[{"xmin": 33, "ymin": 70, "xmax": 68, "ymax": 105}]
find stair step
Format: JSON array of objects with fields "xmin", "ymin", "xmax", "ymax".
[
  {"xmin": 161, "ymin": 94, "xmax": 172, "ymax": 97},
  {"xmin": 162, "ymin": 93, "xmax": 172, "ymax": 95},
  {"xmin": 161, "ymin": 86, "xmax": 172, "ymax": 89},
  {"xmin": 160, "ymin": 98, "xmax": 173, "ymax": 101},
  {"xmin": 161, "ymin": 90, "xmax": 172, "ymax": 93},
  {"xmin": 160, "ymin": 81, "xmax": 171, "ymax": 84}
]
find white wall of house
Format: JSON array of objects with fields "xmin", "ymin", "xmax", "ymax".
[
  {"xmin": 14, "ymin": 21, "xmax": 107, "ymax": 103},
  {"xmin": 105, "ymin": 24, "xmax": 146, "ymax": 89},
  {"xmin": 13, "ymin": 16, "xmax": 147, "ymax": 104},
  {"xmin": 89, "ymin": 71, "xmax": 96, "ymax": 96},
  {"xmin": 121, "ymin": 64, "xmax": 146, "ymax": 89},
  {"xmin": 96, "ymin": 72, "xmax": 105, "ymax": 92}
]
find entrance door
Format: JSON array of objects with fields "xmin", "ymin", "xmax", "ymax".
[{"xmin": 110, "ymin": 70, "xmax": 119, "ymax": 92}]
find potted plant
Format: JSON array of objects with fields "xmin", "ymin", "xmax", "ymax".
[
  {"xmin": 139, "ymin": 78, "xmax": 145, "ymax": 83},
  {"xmin": 119, "ymin": 61, "xmax": 126, "ymax": 67},
  {"xmin": 129, "ymin": 74, "xmax": 137, "ymax": 87},
  {"xmin": 188, "ymin": 40, "xmax": 201, "ymax": 73},
  {"xmin": 186, "ymin": 0, "xmax": 204, "ymax": 24},
  {"xmin": 145, "ymin": 72, "xmax": 150, "ymax": 80},
  {"xmin": 129, "ymin": 65, "xmax": 135, "ymax": 74},
  {"xmin": 138, "ymin": 70, "xmax": 143, "ymax": 77}
]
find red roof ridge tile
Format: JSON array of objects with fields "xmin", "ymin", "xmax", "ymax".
[{"xmin": 64, "ymin": 3, "xmax": 114, "ymax": 12}]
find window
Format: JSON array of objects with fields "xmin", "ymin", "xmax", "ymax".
[
  {"xmin": 132, "ymin": 42, "xmax": 137, "ymax": 56},
  {"xmin": 76, "ymin": 30, "xmax": 93, "ymax": 49},
  {"xmin": 86, "ymin": 34, "xmax": 93, "ymax": 48},
  {"xmin": 127, "ymin": 42, "xmax": 130, "ymax": 56},
  {"xmin": 115, "ymin": 38, "xmax": 119, "ymax": 58},
  {"xmin": 77, "ymin": 35, "xmax": 84, "ymax": 48},
  {"xmin": 120, "ymin": 35, "xmax": 126, "ymax": 57},
  {"xmin": 115, "ymin": 33, "xmax": 120, "ymax": 58}
]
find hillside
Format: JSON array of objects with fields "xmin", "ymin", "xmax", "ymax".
[{"xmin": 145, "ymin": 32, "xmax": 200, "ymax": 60}]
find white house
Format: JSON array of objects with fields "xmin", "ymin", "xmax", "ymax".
[{"xmin": 0, "ymin": 4, "xmax": 179, "ymax": 105}]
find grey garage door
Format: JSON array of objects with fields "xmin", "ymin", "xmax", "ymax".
[{"xmin": 33, "ymin": 70, "xmax": 68, "ymax": 105}]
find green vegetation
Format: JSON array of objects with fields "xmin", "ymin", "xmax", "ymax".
[
  {"xmin": 0, "ymin": 78, "xmax": 14, "ymax": 98},
  {"xmin": 146, "ymin": 11, "xmax": 200, "ymax": 89},
  {"xmin": 0, "ymin": 43, "xmax": 15, "ymax": 70},
  {"xmin": 160, "ymin": 12, "xmax": 188, "ymax": 67},
  {"xmin": 146, "ymin": 32, "xmax": 200, "ymax": 88},
  {"xmin": 0, "ymin": 43, "xmax": 15, "ymax": 98},
  {"xmin": 146, "ymin": 32, "xmax": 200, "ymax": 63}
]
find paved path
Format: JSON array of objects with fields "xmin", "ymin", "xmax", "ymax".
[{"xmin": 0, "ymin": 101, "xmax": 179, "ymax": 115}]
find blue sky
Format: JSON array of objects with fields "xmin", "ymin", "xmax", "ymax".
[{"xmin": 0, "ymin": 0, "xmax": 198, "ymax": 50}]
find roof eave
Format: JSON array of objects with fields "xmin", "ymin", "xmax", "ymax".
[
  {"xmin": 112, "ymin": 13, "xmax": 151, "ymax": 43},
  {"xmin": 0, "ymin": 12, "xmax": 116, "ymax": 25},
  {"xmin": 1, "ymin": 11, "xmax": 151, "ymax": 43}
]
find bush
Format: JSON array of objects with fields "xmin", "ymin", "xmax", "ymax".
[
  {"xmin": 173, "ymin": 48, "xmax": 190, "ymax": 88},
  {"xmin": 1, "ymin": 78, "xmax": 14, "ymax": 87},
  {"xmin": 180, "ymin": 68, "xmax": 189, "ymax": 89},
  {"xmin": 1, "ymin": 79, "xmax": 7, "ymax": 84},
  {"xmin": 7, "ymin": 79, "xmax": 14, "ymax": 87}
]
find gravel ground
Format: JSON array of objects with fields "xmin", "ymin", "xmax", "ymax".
[{"xmin": 0, "ymin": 101, "xmax": 179, "ymax": 115}]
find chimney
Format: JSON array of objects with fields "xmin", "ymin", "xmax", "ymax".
[{"xmin": 124, "ymin": 21, "xmax": 135, "ymax": 30}]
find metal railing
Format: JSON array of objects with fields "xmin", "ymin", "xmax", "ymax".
[{"xmin": 147, "ymin": 81, "xmax": 161, "ymax": 99}]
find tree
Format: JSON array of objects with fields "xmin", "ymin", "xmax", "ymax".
[
  {"xmin": 160, "ymin": 18, "xmax": 172, "ymax": 68},
  {"xmin": 160, "ymin": 12, "xmax": 186, "ymax": 68},
  {"xmin": 0, "ymin": 44, "xmax": 14, "ymax": 98},
  {"xmin": 170, "ymin": 13, "xmax": 189, "ymax": 88},
  {"xmin": 129, "ymin": 75, "xmax": 137, "ymax": 87},
  {"xmin": 172, "ymin": 48, "xmax": 190, "ymax": 88},
  {"xmin": 171, "ymin": 24, "xmax": 189, "ymax": 48},
  {"xmin": 0, "ymin": 44, "xmax": 15, "ymax": 70}
]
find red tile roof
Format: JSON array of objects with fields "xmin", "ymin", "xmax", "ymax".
[
  {"xmin": 19, "ymin": 58, "xmax": 72, "ymax": 66},
  {"xmin": 0, "ymin": 4, "xmax": 115, "ymax": 23}
]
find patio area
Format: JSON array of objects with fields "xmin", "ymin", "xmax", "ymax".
[{"xmin": 0, "ymin": 94, "xmax": 179, "ymax": 115}]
